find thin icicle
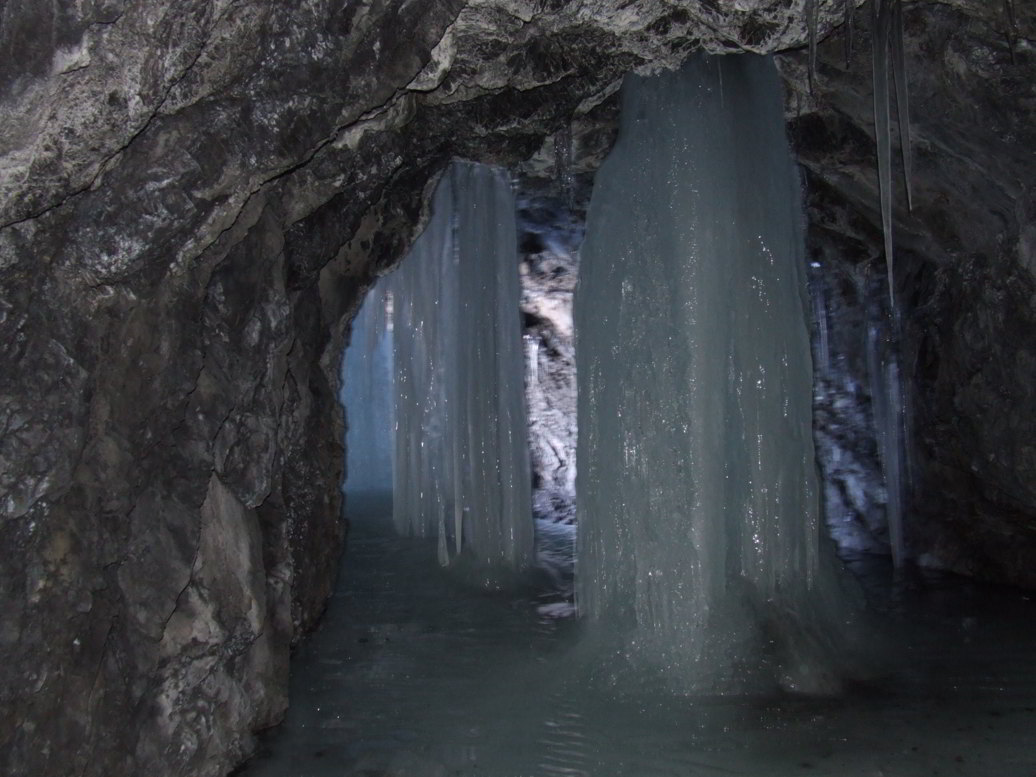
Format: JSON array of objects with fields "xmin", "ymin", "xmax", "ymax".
[
  {"xmin": 843, "ymin": 0, "xmax": 855, "ymax": 68},
  {"xmin": 871, "ymin": 0, "xmax": 895, "ymax": 306},
  {"xmin": 1005, "ymin": 0, "xmax": 1018, "ymax": 63},
  {"xmin": 1005, "ymin": 0, "xmax": 1017, "ymax": 30},
  {"xmin": 807, "ymin": 0, "xmax": 819, "ymax": 93},
  {"xmin": 554, "ymin": 126, "xmax": 575, "ymax": 208},
  {"xmin": 891, "ymin": 0, "xmax": 913, "ymax": 211}
]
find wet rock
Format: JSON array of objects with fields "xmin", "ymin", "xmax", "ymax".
[{"xmin": 518, "ymin": 193, "xmax": 582, "ymax": 524}]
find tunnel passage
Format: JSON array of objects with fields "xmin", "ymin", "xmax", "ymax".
[{"xmin": 3, "ymin": 2, "xmax": 1036, "ymax": 776}]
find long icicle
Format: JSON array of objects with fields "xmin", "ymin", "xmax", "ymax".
[
  {"xmin": 844, "ymin": 0, "xmax": 855, "ymax": 68},
  {"xmin": 891, "ymin": 0, "xmax": 913, "ymax": 211},
  {"xmin": 1004, "ymin": 0, "xmax": 1018, "ymax": 63},
  {"xmin": 807, "ymin": 0, "xmax": 819, "ymax": 93},
  {"xmin": 872, "ymin": 0, "xmax": 895, "ymax": 306}
]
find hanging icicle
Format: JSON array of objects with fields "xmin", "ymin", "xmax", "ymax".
[
  {"xmin": 807, "ymin": 0, "xmax": 820, "ymax": 93},
  {"xmin": 388, "ymin": 161, "xmax": 535, "ymax": 578},
  {"xmin": 891, "ymin": 0, "xmax": 913, "ymax": 211},
  {"xmin": 871, "ymin": 0, "xmax": 894, "ymax": 305},
  {"xmin": 870, "ymin": 0, "xmax": 911, "ymax": 309},
  {"xmin": 843, "ymin": 0, "xmax": 855, "ymax": 68},
  {"xmin": 1004, "ymin": 0, "xmax": 1018, "ymax": 64}
]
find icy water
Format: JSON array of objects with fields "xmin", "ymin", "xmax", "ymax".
[{"xmin": 238, "ymin": 496, "xmax": 1036, "ymax": 777}]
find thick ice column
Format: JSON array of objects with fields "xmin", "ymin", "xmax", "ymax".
[
  {"xmin": 390, "ymin": 161, "xmax": 534, "ymax": 575},
  {"xmin": 341, "ymin": 283, "xmax": 395, "ymax": 496},
  {"xmin": 576, "ymin": 54, "xmax": 849, "ymax": 692}
]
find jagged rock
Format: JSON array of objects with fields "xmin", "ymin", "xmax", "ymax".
[
  {"xmin": 517, "ymin": 192, "xmax": 582, "ymax": 524},
  {"xmin": 0, "ymin": 1, "xmax": 1034, "ymax": 776}
]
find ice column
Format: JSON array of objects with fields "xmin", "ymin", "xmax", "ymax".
[
  {"xmin": 342, "ymin": 284, "xmax": 395, "ymax": 496},
  {"xmin": 576, "ymin": 55, "xmax": 850, "ymax": 692},
  {"xmin": 867, "ymin": 317, "xmax": 907, "ymax": 567},
  {"xmin": 390, "ymin": 161, "xmax": 534, "ymax": 574}
]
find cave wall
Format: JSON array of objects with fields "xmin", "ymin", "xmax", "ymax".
[
  {"xmin": 776, "ymin": 0, "xmax": 1036, "ymax": 584},
  {"xmin": 0, "ymin": 1, "xmax": 1034, "ymax": 775}
]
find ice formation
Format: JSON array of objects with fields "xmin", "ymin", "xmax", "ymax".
[
  {"xmin": 867, "ymin": 316, "xmax": 908, "ymax": 566},
  {"xmin": 344, "ymin": 161, "xmax": 534, "ymax": 575},
  {"xmin": 871, "ymin": 0, "xmax": 913, "ymax": 305},
  {"xmin": 341, "ymin": 284, "xmax": 395, "ymax": 496},
  {"xmin": 575, "ymin": 54, "xmax": 853, "ymax": 693}
]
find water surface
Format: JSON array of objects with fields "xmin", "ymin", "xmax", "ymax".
[{"xmin": 239, "ymin": 498, "xmax": 1036, "ymax": 777}]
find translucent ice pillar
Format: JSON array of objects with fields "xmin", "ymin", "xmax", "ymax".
[
  {"xmin": 342, "ymin": 283, "xmax": 395, "ymax": 496},
  {"xmin": 576, "ymin": 55, "xmax": 852, "ymax": 693},
  {"xmin": 390, "ymin": 161, "xmax": 534, "ymax": 575}
]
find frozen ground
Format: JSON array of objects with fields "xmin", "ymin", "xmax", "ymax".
[{"xmin": 237, "ymin": 495, "xmax": 1036, "ymax": 777}]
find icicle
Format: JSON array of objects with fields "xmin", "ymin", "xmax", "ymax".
[
  {"xmin": 891, "ymin": 0, "xmax": 913, "ymax": 211},
  {"xmin": 807, "ymin": 0, "xmax": 819, "ymax": 94},
  {"xmin": 866, "ymin": 314, "xmax": 907, "ymax": 567},
  {"xmin": 1005, "ymin": 0, "xmax": 1018, "ymax": 63},
  {"xmin": 554, "ymin": 126, "xmax": 575, "ymax": 209},
  {"xmin": 813, "ymin": 276, "xmax": 831, "ymax": 373},
  {"xmin": 388, "ymin": 161, "xmax": 534, "ymax": 577},
  {"xmin": 869, "ymin": 0, "xmax": 913, "ymax": 307},
  {"xmin": 871, "ymin": 0, "xmax": 895, "ymax": 306},
  {"xmin": 1005, "ymin": 0, "xmax": 1017, "ymax": 31},
  {"xmin": 843, "ymin": 0, "xmax": 855, "ymax": 68}
]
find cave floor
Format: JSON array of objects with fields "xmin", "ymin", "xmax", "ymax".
[{"xmin": 238, "ymin": 497, "xmax": 1036, "ymax": 777}]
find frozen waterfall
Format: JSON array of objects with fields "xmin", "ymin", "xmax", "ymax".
[
  {"xmin": 575, "ymin": 54, "xmax": 856, "ymax": 693},
  {"xmin": 344, "ymin": 161, "xmax": 534, "ymax": 577}
]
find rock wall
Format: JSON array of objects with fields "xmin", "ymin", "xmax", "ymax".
[
  {"xmin": 0, "ymin": 1, "xmax": 1034, "ymax": 775},
  {"xmin": 776, "ymin": 1, "xmax": 1036, "ymax": 584},
  {"xmin": 518, "ymin": 193, "xmax": 581, "ymax": 524}
]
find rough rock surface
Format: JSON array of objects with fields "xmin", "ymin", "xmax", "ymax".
[
  {"xmin": 0, "ymin": 1, "xmax": 1034, "ymax": 777},
  {"xmin": 518, "ymin": 192, "xmax": 582, "ymax": 524},
  {"xmin": 776, "ymin": 1, "xmax": 1036, "ymax": 583}
]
